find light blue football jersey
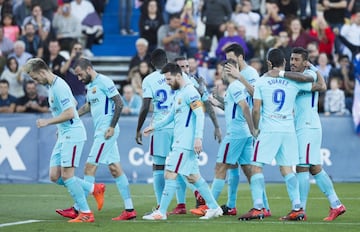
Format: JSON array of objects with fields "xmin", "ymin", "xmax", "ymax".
[
  {"xmin": 294, "ymin": 69, "xmax": 321, "ymax": 130},
  {"xmin": 253, "ymin": 76, "xmax": 312, "ymax": 132},
  {"xmin": 86, "ymin": 74, "xmax": 119, "ymax": 136},
  {"xmin": 240, "ymin": 64, "xmax": 259, "ymax": 108},
  {"xmin": 184, "ymin": 73, "xmax": 209, "ymax": 101},
  {"xmin": 224, "ymin": 80, "xmax": 251, "ymax": 138},
  {"xmin": 142, "ymin": 70, "xmax": 174, "ymax": 129},
  {"xmin": 48, "ymin": 76, "xmax": 86, "ymax": 142}
]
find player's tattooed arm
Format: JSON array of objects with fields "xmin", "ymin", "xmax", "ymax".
[
  {"xmin": 110, "ymin": 94, "xmax": 123, "ymax": 128},
  {"xmin": 204, "ymin": 100, "xmax": 222, "ymax": 143},
  {"xmin": 77, "ymin": 102, "xmax": 90, "ymax": 116}
]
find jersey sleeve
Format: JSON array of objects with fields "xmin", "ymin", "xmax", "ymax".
[
  {"xmin": 253, "ymin": 81, "xmax": 262, "ymax": 100},
  {"xmin": 298, "ymin": 69, "xmax": 316, "ymax": 92},
  {"xmin": 142, "ymin": 78, "xmax": 152, "ymax": 99},
  {"xmin": 101, "ymin": 76, "xmax": 119, "ymax": 98},
  {"xmin": 230, "ymin": 82, "xmax": 247, "ymax": 104},
  {"xmin": 57, "ymin": 83, "xmax": 75, "ymax": 111}
]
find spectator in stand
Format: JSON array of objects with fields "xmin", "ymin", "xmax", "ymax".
[
  {"xmin": 1, "ymin": 13, "xmax": 20, "ymax": 42},
  {"xmin": 180, "ymin": 0, "xmax": 197, "ymax": 58},
  {"xmin": 348, "ymin": 0, "xmax": 360, "ymax": 15},
  {"xmin": 15, "ymin": 80, "xmax": 49, "ymax": 113},
  {"xmin": 316, "ymin": 53, "xmax": 333, "ymax": 85},
  {"xmin": 0, "ymin": 25, "xmax": 14, "ymax": 57},
  {"xmin": 261, "ymin": 1, "xmax": 285, "ymax": 36},
  {"xmin": 128, "ymin": 38, "xmax": 151, "ymax": 71},
  {"xmin": 324, "ymin": 77, "xmax": 349, "ymax": 115},
  {"xmin": 157, "ymin": 13, "xmax": 186, "ymax": 62},
  {"xmin": 0, "ymin": 0, "xmax": 12, "ymax": 20},
  {"xmin": 278, "ymin": 0, "xmax": 299, "ymax": 21},
  {"xmin": 0, "ymin": 57, "xmax": 24, "ymax": 98},
  {"xmin": 59, "ymin": 41, "xmax": 86, "ymax": 108},
  {"xmin": 0, "ymin": 79, "xmax": 16, "ymax": 113},
  {"xmin": 352, "ymin": 53, "xmax": 360, "ymax": 134},
  {"xmin": 201, "ymin": 0, "xmax": 232, "ymax": 48},
  {"xmin": 338, "ymin": 11, "xmax": 360, "ymax": 58},
  {"xmin": 139, "ymin": 0, "xmax": 164, "ymax": 53},
  {"xmin": 194, "ymin": 36, "xmax": 212, "ymax": 69},
  {"xmin": 309, "ymin": 16, "xmax": 336, "ymax": 57},
  {"xmin": 42, "ymin": 39, "xmax": 66, "ymax": 78},
  {"xmin": 121, "ymin": 84, "xmax": 142, "ymax": 116},
  {"xmin": 307, "ymin": 41, "xmax": 320, "ymax": 66},
  {"xmin": 8, "ymin": 40, "xmax": 32, "ymax": 66},
  {"xmin": 231, "ymin": 0, "xmax": 261, "ymax": 41},
  {"xmin": 22, "ymin": 4, "xmax": 51, "ymax": 41},
  {"xmin": 249, "ymin": 25, "xmax": 276, "ymax": 64},
  {"xmin": 119, "ymin": 0, "xmax": 136, "ymax": 35},
  {"xmin": 249, "ymin": 57, "xmax": 264, "ymax": 75},
  {"xmin": 250, "ymin": 0, "xmax": 263, "ymax": 14},
  {"xmin": 288, "ymin": 18, "xmax": 319, "ymax": 49},
  {"xmin": 31, "ymin": 0, "xmax": 58, "ymax": 22},
  {"xmin": 127, "ymin": 60, "xmax": 153, "ymax": 96},
  {"xmin": 300, "ymin": 0, "xmax": 317, "ymax": 21},
  {"xmin": 329, "ymin": 54, "xmax": 355, "ymax": 112},
  {"xmin": 273, "ymin": 30, "xmax": 292, "ymax": 71},
  {"xmin": 52, "ymin": 2, "xmax": 82, "ymax": 53},
  {"xmin": 20, "ymin": 22, "xmax": 43, "ymax": 58},
  {"xmin": 13, "ymin": 0, "xmax": 32, "ymax": 27}
]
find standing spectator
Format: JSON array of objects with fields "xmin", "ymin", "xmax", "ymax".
[
  {"xmin": 300, "ymin": 0, "xmax": 317, "ymax": 20},
  {"xmin": 157, "ymin": 13, "xmax": 186, "ymax": 62},
  {"xmin": 324, "ymin": 77, "xmax": 349, "ymax": 115},
  {"xmin": 201, "ymin": 0, "xmax": 232, "ymax": 48},
  {"xmin": 119, "ymin": 0, "xmax": 136, "ymax": 35},
  {"xmin": 128, "ymin": 38, "xmax": 151, "ymax": 71},
  {"xmin": 348, "ymin": 0, "xmax": 360, "ymax": 15},
  {"xmin": 52, "ymin": 2, "xmax": 82, "ymax": 52},
  {"xmin": 288, "ymin": 18, "xmax": 319, "ymax": 49},
  {"xmin": 249, "ymin": 25, "xmax": 276, "ymax": 63},
  {"xmin": 278, "ymin": 0, "xmax": 299, "ymax": 20},
  {"xmin": 121, "ymin": 84, "xmax": 142, "ymax": 116},
  {"xmin": 273, "ymin": 30, "xmax": 292, "ymax": 71},
  {"xmin": 338, "ymin": 11, "xmax": 360, "ymax": 57},
  {"xmin": 42, "ymin": 39, "xmax": 67, "ymax": 78},
  {"xmin": 0, "ymin": 79, "xmax": 16, "ymax": 113},
  {"xmin": 307, "ymin": 41, "xmax": 320, "ymax": 66},
  {"xmin": 1, "ymin": 13, "xmax": 20, "ymax": 42},
  {"xmin": 0, "ymin": 24, "xmax": 14, "ymax": 56},
  {"xmin": 15, "ymin": 80, "xmax": 49, "ymax": 113},
  {"xmin": 22, "ymin": 4, "xmax": 51, "ymax": 41},
  {"xmin": 309, "ymin": 16, "xmax": 336, "ymax": 57},
  {"xmin": 231, "ymin": 0, "xmax": 261, "ymax": 40},
  {"xmin": 139, "ymin": 0, "xmax": 164, "ymax": 53},
  {"xmin": 13, "ymin": 0, "xmax": 32, "ymax": 26},
  {"xmin": 180, "ymin": 0, "xmax": 197, "ymax": 58},
  {"xmin": 316, "ymin": 53, "xmax": 333, "ymax": 85},
  {"xmin": 261, "ymin": 1, "xmax": 285, "ymax": 36},
  {"xmin": 0, "ymin": 57, "xmax": 24, "ymax": 98},
  {"xmin": 20, "ymin": 22, "xmax": 43, "ymax": 58}
]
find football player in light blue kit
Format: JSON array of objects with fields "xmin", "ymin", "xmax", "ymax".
[
  {"xmin": 209, "ymin": 58, "xmax": 255, "ymax": 216},
  {"xmin": 135, "ymin": 49, "xmax": 174, "ymax": 208},
  {"xmin": 23, "ymin": 58, "xmax": 98, "ymax": 223},
  {"xmin": 223, "ymin": 43, "xmax": 271, "ymax": 216},
  {"xmin": 170, "ymin": 56, "xmax": 222, "ymax": 214},
  {"xmin": 238, "ymin": 49, "xmax": 312, "ymax": 221},
  {"xmin": 268, "ymin": 47, "xmax": 346, "ymax": 221},
  {"xmin": 142, "ymin": 63, "xmax": 223, "ymax": 220},
  {"xmin": 70, "ymin": 58, "xmax": 136, "ymax": 221}
]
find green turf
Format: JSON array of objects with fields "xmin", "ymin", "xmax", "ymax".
[{"xmin": 0, "ymin": 183, "xmax": 359, "ymax": 232}]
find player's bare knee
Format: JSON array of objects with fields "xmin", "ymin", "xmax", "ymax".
[
  {"xmin": 309, "ymin": 165, "xmax": 322, "ymax": 175},
  {"xmin": 215, "ymin": 163, "xmax": 227, "ymax": 179},
  {"xmin": 109, "ymin": 163, "xmax": 122, "ymax": 177},
  {"xmin": 296, "ymin": 165, "xmax": 310, "ymax": 173},
  {"xmin": 164, "ymin": 170, "xmax": 177, "ymax": 180}
]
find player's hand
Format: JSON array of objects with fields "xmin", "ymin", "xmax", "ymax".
[
  {"xmin": 143, "ymin": 126, "xmax": 154, "ymax": 137},
  {"xmin": 224, "ymin": 63, "xmax": 240, "ymax": 79},
  {"xmin": 267, "ymin": 69, "xmax": 280, "ymax": 77},
  {"xmin": 135, "ymin": 130, "xmax": 143, "ymax": 145},
  {"xmin": 214, "ymin": 127, "xmax": 222, "ymax": 143},
  {"xmin": 194, "ymin": 138, "xmax": 202, "ymax": 154},
  {"xmin": 36, "ymin": 118, "xmax": 48, "ymax": 128},
  {"xmin": 252, "ymin": 128, "xmax": 260, "ymax": 139},
  {"xmin": 104, "ymin": 127, "xmax": 114, "ymax": 140}
]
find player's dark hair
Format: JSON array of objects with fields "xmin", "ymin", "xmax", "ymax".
[
  {"xmin": 160, "ymin": 63, "xmax": 182, "ymax": 76},
  {"xmin": 224, "ymin": 43, "xmax": 245, "ymax": 58},
  {"xmin": 0, "ymin": 79, "xmax": 9, "ymax": 86},
  {"xmin": 174, "ymin": 56, "xmax": 187, "ymax": 62},
  {"xmin": 292, "ymin": 47, "xmax": 309, "ymax": 61},
  {"xmin": 74, "ymin": 57, "xmax": 93, "ymax": 70},
  {"xmin": 223, "ymin": 58, "xmax": 237, "ymax": 67},
  {"xmin": 151, "ymin": 48, "xmax": 168, "ymax": 69},
  {"xmin": 267, "ymin": 48, "xmax": 285, "ymax": 68}
]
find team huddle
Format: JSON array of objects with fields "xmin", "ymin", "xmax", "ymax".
[{"xmin": 24, "ymin": 42, "xmax": 346, "ymax": 223}]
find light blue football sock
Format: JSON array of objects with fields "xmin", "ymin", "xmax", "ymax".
[
  {"xmin": 73, "ymin": 176, "xmax": 94, "ymax": 211},
  {"xmin": 284, "ymin": 173, "xmax": 301, "ymax": 210},
  {"xmin": 262, "ymin": 187, "xmax": 270, "ymax": 210},
  {"xmin": 211, "ymin": 178, "xmax": 225, "ymax": 200},
  {"xmin": 250, "ymin": 173, "xmax": 265, "ymax": 209},
  {"xmin": 115, "ymin": 174, "xmax": 134, "ymax": 209},
  {"xmin": 194, "ymin": 177, "xmax": 218, "ymax": 209},
  {"xmin": 158, "ymin": 179, "xmax": 177, "ymax": 215},
  {"xmin": 297, "ymin": 171, "xmax": 310, "ymax": 210},
  {"xmin": 56, "ymin": 177, "xmax": 64, "ymax": 185},
  {"xmin": 64, "ymin": 177, "xmax": 90, "ymax": 212},
  {"xmin": 314, "ymin": 170, "xmax": 341, "ymax": 208},
  {"xmin": 175, "ymin": 175, "xmax": 187, "ymax": 204},
  {"xmin": 153, "ymin": 170, "xmax": 164, "ymax": 206},
  {"xmin": 227, "ymin": 168, "xmax": 239, "ymax": 208}
]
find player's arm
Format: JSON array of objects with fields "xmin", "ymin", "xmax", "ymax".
[
  {"xmin": 37, "ymin": 107, "xmax": 74, "ymax": 128},
  {"xmin": 267, "ymin": 69, "xmax": 314, "ymax": 82},
  {"xmin": 78, "ymin": 102, "xmax": 90, "ymax": 116},
  {"xmin": 225, "ymin": 63, "xmax": 254, "ymax": 96},
  {"xmin": 0, "ymin": 103, "xmax": 16, "ymax": 113},
  {"xmin": 191, "ymin": 100, "xmax": 205, "ymax": 154},
  {"xmin": 252, "ymin": 99, "xmax": 261, "ymax": 138},
  {"xmin": 204, "ymin": 100, "xmax": 222, "ymax": 143},
  {"xmin": 143, "ymin": 104, "xmax": 175, "ymax": 136},
  {"xmin": 238, "ymin": 99, "xmax": 255, "ymax": 136},
  {"xmin": 311, "ymin": 70, "xmax": 327, "ymax": 92},
  {"xmin": 104, "ymin": 94, "xmax": 123, "ymax": 139},
  {"xmin": 136, "ymin": 98, "xmax": 151, "ymax": 144}
]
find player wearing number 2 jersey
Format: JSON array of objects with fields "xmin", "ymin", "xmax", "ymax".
[
  {"xmin": 238, "ymin": 48, "xmax": 312, "ymax": 221},
  {"xmin": 135, "ymin": 49, "xmax": 174, "ymax": 207}
]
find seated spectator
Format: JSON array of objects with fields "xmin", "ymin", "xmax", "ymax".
[
  {"xmin": 324, "ymin": 77, "xmax": 349, "ymax": 116},
  {"xmin": 288, "ymin": 18, "xmax": 319, "ymax": 49},
  {"xmin": 52, "ymin": 2, "xmax": 82, "ymax": 52},
  {"xmin": 128, "ymin": 38, "xmax": 151, "ymax": 71},
  {"xmin": 261, "ymin": 1, "xmax": 285, "ymax": 36},
  {"xmin": 20, "ymin": 23, "xmax": 43, "ymax": 58},
  {"xmin": 15, "ymin": 80, "xmax": 49, "ymax": 113},
  {"xmin": 0, "ymin": 25, "xmax": 14, "ymax": 57},
  {"xmin": 22, "ymin": 4, "xmax": 51, "ymax": 41},
  {"xmin": 309, "ymin": 16, "xmax": 335, "ymax": 57},
  {"xmin": 31, "ymin": 0, "xmax": 58, "ymax": 22},
  {"xmin": 0, "ymin": 57, "xmax": 24, "ymax": 98},
  {"xmin": 42, "ymin": 39, "xmax": 67, "ymax": 78},
  {"xmin": 316, "ymin": 53, "xmax": 333, "ymax": 86},
  {"xmin": 307, "ymin": 41, "xmax": 320, "ymax": 66},
  {"xmin": 179, "ymin": 0, "xmax": 197, "ymax": 58},
  {"xmin": 194, "ymin": 36, "xmax": 212, "ymax": 69},
  {"xmin": 215, "ymin": 21, "xmax": 248, "ymax": 61},
  {"xmin": 273, "ymin": 30, "xmax": 292, "ymax": 71},
  {"xmin": 127, "ymin": 60, "xmax": 153, "ymax": 96},
  {"xmin": 121, "ymin": 84, "xmax": 142, "ymax": 116},
  {"xmin": 0, "ymin": 79, "xmax": 17, "ymax": 113},
  {"xmin": 249, "ymin": 24, "xmax": 276, "ymax": 62},
  {"xmin": 8, "ymin": 40, "xmax": 33, "ymax": 66},
  {"xmin": 2, "ymin": 13, "xmax": 20, "ymax": 42},
  {"xmin": 13, "ymin": 0, "xmax": 32, "ymax": 26}
]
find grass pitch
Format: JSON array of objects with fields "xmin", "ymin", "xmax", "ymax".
[{"xmin": 0, "ymin": 183, "xmax": 359, "ymax": 232}]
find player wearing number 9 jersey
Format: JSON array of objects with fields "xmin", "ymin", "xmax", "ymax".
[
  {"xmin": 239, "ymin": 48, "xmax": 312, "ymax": 221},
  {"xmin": 136, "ymin": 49, "xmax": 174, "ymax": 207}
]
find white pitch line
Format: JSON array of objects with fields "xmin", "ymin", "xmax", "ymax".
[{"xmin": 0, "ymin": 220, "xmax": 43, "ymax": 228}]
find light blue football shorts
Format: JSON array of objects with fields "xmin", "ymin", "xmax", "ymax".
[
  {"xmin": 50, "ymin": 140, "xmax": 85, "ymax": 168},
  {"xmin": 297, "ymin": 128, "xmax": 322, "ymax": 165},
  {"xmin": 165, "ymin": 147, "xmax": 200, "ymax": 176},
  {"xmin": 216, "ymin": 135, "xmax": 253, "ymax": 165}
]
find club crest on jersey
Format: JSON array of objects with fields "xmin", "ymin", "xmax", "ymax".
[
  {"xmin": 92, "ymin": 87, "xmax": 96, "ymax": 94},
  {"xmin": 50, "ymin": 97, "xmax": 54, "ymax": 103},
  {"xmin": 178, "ymin": 98, "xmax": 182, "ymax": 105}
]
